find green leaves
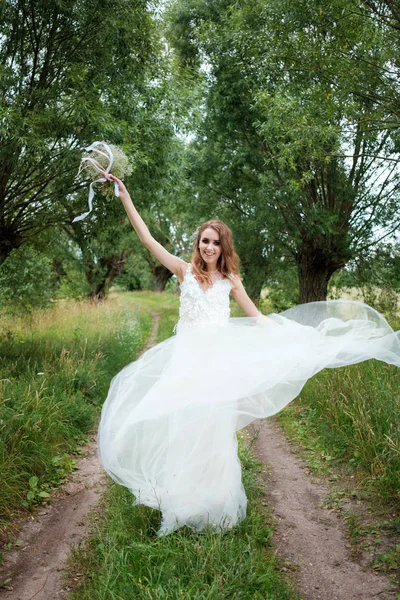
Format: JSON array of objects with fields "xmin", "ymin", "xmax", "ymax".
[
  {"xmin": 0, "ymin": 0, "xmax": 161, "ymax": 264},
  {"xmin": 26, "ymin": 476, "xmax": 51, "ymax": 506},
  {"xmin": 167, "ymin": 0, "xmax": 400, "ymax": 302}
]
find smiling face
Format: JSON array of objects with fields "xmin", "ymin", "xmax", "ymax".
[
  {"xmin": 191, "ymin": 219, "xmax": 240, "ymax": 284},
  {"xmin": 199, "ymin": 227, "xmax": 222, "ymax": 271}
]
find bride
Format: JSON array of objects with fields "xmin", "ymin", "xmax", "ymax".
[{"xmin": 98, "ymin": 174, "xmax": 400, "ymax": 536}]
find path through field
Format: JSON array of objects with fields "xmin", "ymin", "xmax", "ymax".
[
  {"xmin": 0, "ymin": 313, "xmax": 160, "ymax": 600},
  {"xmin": 1, "ymin": 311, "xmax": 396, "ymax": 599},
  {"xmin": 0, "ymin": 438, "xmax": 105, "ymax": 600},
  {"xmin": 250, "ymin": 419, "xmax": 396, "ymax": 600}
]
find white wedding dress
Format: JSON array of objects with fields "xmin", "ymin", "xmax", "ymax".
[{"xmin": 98, "ymin": 264, "xmax": 400, "ymax": 535}]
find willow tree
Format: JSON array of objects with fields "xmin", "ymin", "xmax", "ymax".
[
  {"xmin": 168, "ymin": 0, "xmax": 400, "ymax": 302},
  {"xmin": 0, "ymin": 0, "xmax": 158, "ymax": 266}
]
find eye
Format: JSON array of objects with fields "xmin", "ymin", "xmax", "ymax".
[
  {"xmin": 201, "ymin": 238, "xmax": 209, "ymax": 244},
  {"xmin": 214, "ymin": 241, "xmax": 220, "ymax": 246}
]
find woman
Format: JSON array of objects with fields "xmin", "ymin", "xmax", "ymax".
[{"xmin": 99, "ymin": 174, "xmax": 400, "ymax": 536}]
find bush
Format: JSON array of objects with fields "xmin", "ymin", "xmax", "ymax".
[{"xmin": 0, "ymin": 246, "xmax": 55, "ymax": 313}]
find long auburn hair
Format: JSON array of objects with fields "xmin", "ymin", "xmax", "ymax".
[{"xmin": 191, "ymin": 220, "xmax": 240, "ymax": 285}]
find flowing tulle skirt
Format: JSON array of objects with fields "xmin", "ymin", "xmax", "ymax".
[{"xmin": 98, "ymin": 301, "xmax": 400, "ymax": 535}]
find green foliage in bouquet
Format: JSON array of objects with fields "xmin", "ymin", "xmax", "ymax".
[{"xmin": 80, "ymin": 143, "xmax": 133, "ymax": 201}]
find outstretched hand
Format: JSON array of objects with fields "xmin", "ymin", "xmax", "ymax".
[{"xmin": 105, "ymin": 173, "xmax": 130, "ymax": 202}]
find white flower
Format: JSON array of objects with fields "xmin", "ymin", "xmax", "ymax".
[
  {"xmin": 81, "ymin": 143, "xmax": 133, "ymax": 182},
  {"xmin": 78, "ymin": 142, "xmax": 133, "ymax": 201}
]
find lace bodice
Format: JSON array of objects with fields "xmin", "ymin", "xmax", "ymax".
[{"xmin": 177, "ymin": 264, "xmax": 232, "ymax": 332}]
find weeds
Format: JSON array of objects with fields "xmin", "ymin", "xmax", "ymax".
[
  {"xmin": 26, "ymin": 476, "xmax": 51, "ymax": 506},
  {"xmin": 0, "ymin": 293, "xmax": 152, "ymax": 538},
  {"xmin": 373, "ymin": 546, "xmax": 400, "ymax": 572}
]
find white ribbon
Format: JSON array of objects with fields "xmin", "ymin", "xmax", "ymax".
[{"xmin": 72, "ymin": 141, "xmax": 120, "ymax": 223}]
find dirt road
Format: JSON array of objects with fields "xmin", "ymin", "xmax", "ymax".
[
  {"xmin": 0, "ymin": 438, "xmax": 105, "ymax": 599},
  {"xmin": 249, "ymin": 419, "xmax": 396, "ymax": 600}
]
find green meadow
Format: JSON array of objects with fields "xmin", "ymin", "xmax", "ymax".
[{"xmin": 1, "ymin": 292, "xmax": 399, "ymax": 596}]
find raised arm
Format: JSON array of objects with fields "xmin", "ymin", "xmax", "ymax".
[{"xmin": 108, "ymin": 174, "xmax": 187, "ymax": 282}]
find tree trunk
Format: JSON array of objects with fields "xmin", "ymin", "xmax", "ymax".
[
  {"xmin": 297, "ymin": 241, "xmax": 341, "ymax": 303},
  {"xmin": 87, "ymin": 251, "xmax": 129, "ymax": 300},
  {"xmin": 51, "ymin": 257, "xmax": 66, "ymax": 284},
  {"xmin": 240, "ymin": 248, "xmax": 271, "ymax": 306},
  {"xmin": 89, "ymin": 280, "xmax": 109, "ymax": 301},
  {"xmin": 0, "ymin": 223, "xmax": 23, "ymax": 267},
  {"xmin": 298, "ymin": 263, "xmax": 331, "ymax": 303},
  {"xmin": 0, "ymin": 250, "xmax": 11, "ymax": 267},
  {"xmin": 242, "ymin": 272, "xmax": 264, "ymax": 306},
  {"xmin": 152, "ymin": 263, "xmax": 173, "ymax": 292}
]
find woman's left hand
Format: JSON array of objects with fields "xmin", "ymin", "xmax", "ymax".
[{"xmin": 105, "ymin": 173, "xmax": 130, "ymax": 201}]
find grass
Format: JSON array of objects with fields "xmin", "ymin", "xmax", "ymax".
[
  {"xmin": 277, "ymin": 359, "xmax": 400, "ymax": 503},
  {"xmin": 258, "ymin": 300, "xmax": 400, "ymax": 578},
  {"xmin": 67, "ymin": 440, "xmax": 298, "ymax": 600},
  {"xmin": 242, "ymin": 294, "xmax": 399, "ymax": 504},
  {"xmin": 125, "ymin": 291, "xmax": 180, "ymax": 343},
  {"xmin": 0, "ymin": 293, "xmax": 153, "ymax": 539},
  {"xmin": 276, "ymin": 358, "xmax": 400, "ymax": 583}
]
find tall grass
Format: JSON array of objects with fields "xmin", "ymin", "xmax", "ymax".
[
  {"xmin": 126, "ymin": 291, "xmax": 180, "ymax": 343},
  {"xmin": 0, "ymin": 294, "xmax": 152, "ymax": 536},
  {"xmin": 278, "ymin": 359, "xmax": 400, "ymax": 503}
]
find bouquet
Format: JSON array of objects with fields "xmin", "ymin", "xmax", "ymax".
[{"xmin": 73, "ymin": 142, "xmax": 133, "ymax": 223}]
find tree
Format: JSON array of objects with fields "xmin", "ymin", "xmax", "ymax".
[
  {"xmin": 167, "ymin": 0, "xmax": 400, "ymax": 302},
  {"xmin": 182, "ymin": 138, "xmax": 279, "ymax": 301},
  {"xmin": 59, "ymin": 128, "xmax": 194, "ymax": 298},
  {"xmin": 0, "ymin": 0, "xmax": 158, "ymax": 265},
  {"xmin": 0, "ymin": 244, "xmax": 55, "ymax": 313}
]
